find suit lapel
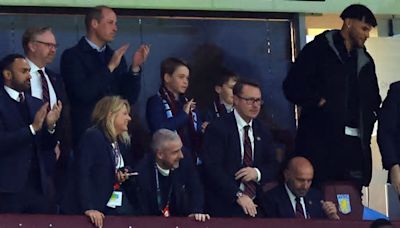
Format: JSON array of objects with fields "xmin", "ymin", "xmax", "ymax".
[
  {"xmin": 279, "ymin": 186, "xmax": 296, "ymax": 218},
  {"xmin": 230, "ymin": 114, "xmax": 242, "ymax": 165},
  {"xmin": 252, "ymin": 121, "xmax": 262, "ymax": 163}
]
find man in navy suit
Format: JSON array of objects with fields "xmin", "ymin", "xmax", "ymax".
[
  {"xmin": 263, "ymin": 157, "xmax": 339, "ymax": 219},
  {"xmin": 23, "ymin": 26, "xmax": 72, "ymax": 203},
  {"xmin": 61, "ymin": 5, "xmax": 150, "ymax": 146},
  {"xmin": 133, "ymin": 129, "xmax": 210, "ymax": 221},
  {"xmin": 378, "ymin": 81, "xmax": 400, "ymax": 194},
  {"xmin": 0, "ymin": 54, "xmax": 62, "ymax": 213},
  {"xmin": 201, "ymin": 79, "xmax": 278, "ymax": 217}
]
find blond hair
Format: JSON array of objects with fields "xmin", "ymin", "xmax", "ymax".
[{"xmin": 91, "ymin": 96, "xmax": 131, "ymax": 144}]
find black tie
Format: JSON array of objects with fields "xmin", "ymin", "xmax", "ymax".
[
  {"xmin": 37, "ymin": 70, "xmax": 50, "ymax": 110},
  {"xmin": 295, "ymin": 197, "xmax": 305, "ymax": 219}
]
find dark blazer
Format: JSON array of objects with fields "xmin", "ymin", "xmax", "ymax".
[
  {"xmin": 201, "ymin": 112, "xmax": 278, "ymax": 217},
  {"xmin": 0, "ymin": 88, "xmax": 57, "ymax": 194},
  {"xmin": 146, "ymin": 94, "xmax": 202, "ymax": 153},
  {"xmin": 75, "ymin": 127, "xmax": 135, "ymax": 213},
  {"xmin": 60, "ymin": 37, "xmax": 141, "ymax": 146},
  {"xmin": 133, "ymin": 153, "xmax": 204, "ymax": 216},
  {"xmin": 378, "ymin": 81, "xmax": 400, "ymax": 171},
  {"xmin": 262, "ymin": 184, "xmax": 326, "ymax": 219}
]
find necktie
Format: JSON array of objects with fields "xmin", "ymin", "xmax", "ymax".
[
  {"xmin": 243, "ymin": 125, "xmax": 256, "ymax": 198},
  {"xmin": 295, "ymin": 197, "xmax": 305, "ymax": 219},
  {"xmin": 37, "ymin": 70, "xmax": 50, "ymax": 110},
  {"xmin": 18, "ymin": 92, "xmax": 25, "ymax": 103}
]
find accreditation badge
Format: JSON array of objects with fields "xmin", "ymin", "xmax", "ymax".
[{"xmin": 336, "ymin": 194, "xmax": 351, "ymax": 214}]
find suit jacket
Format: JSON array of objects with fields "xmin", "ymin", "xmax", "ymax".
[
  {"xmin": 201, "ymin": 112, "xmax": 278, "ymax": 217},
  {"xmin": 74, "ymin": 126, "xmax": 135, "ymax": 213},
  {"xmin": 262, "ymin": 184, "xmax": 326, "ymax": 219},
  {"xmin": 133, "ymin": 153, "xmax": 204, "ymax": 216},
  {"xmin": 60, "ymin": 37, "xmax": 141, "ymax": 146},
  {"xmin": 0, "ymin": 88, "xmax": 57, "ymax": 194},
  {"xmin": 378, "ymin": 81, "xmax": 400, "ymax": 171}
]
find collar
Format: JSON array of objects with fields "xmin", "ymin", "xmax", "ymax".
[
  {"xmin": 156, "ymin": 162, "xmax": 170, "ymax": 177},
  {"xmin": 4, "ymin": 86, "xmax": 22, "ymax": 102},
  {"xmin": 234, "ymin": 109, "xmax": 253, "ymax": 129},
  {"xmin": 26, "ymin": 58, "xmax": 45, "ymax": 74},
  {"xmin": 285, "ymin": 183, "xmax": 304, "ymax": 205},
  {"xmin": 84, "ymin": 36, "xmax": 106, "ymax": 52},
  {"xmin": 221, "ymin": 101, "xmax": 233, "ymax": 113}
]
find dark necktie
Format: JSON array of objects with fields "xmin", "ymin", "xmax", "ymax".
[
  {"xmin": 243, "ymin": 125, "xmax": 256, "ymax": 198},
  {"xmin": 18, "ymin": 92, "xmax": 25, "ymax": 103},
  {"xmin": 295, "ymin": 197, "xmax": 305, "ymax": 219},
  {"xmin": 37, "ymin": 69, "xmax": 50, "ymax": 110}
]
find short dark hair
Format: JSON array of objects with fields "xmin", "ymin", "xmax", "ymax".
[
  {"xmin": 0, "ymin": 53, "xmax": 26, "ymax": 82},
  {"xmin": 160, "ymin": 57, "xmax": 190, "ymax": 85},
  {"xmin": 340, "ymin": 4, "xmax": 377, "ymax": 27},
  {"xmin": 85, "ymin": 5, "xmax": 112, "ymax": 32},
  {"xmin": 233, "ymin": 78, "xmax": 261, "ymax": 96},
  {"xmin": 22, "ymin": 26, "xmax": 52, "ymax": 53},
  {"xmin": 214, "ymin": 67, "xmax": 239, "ymax": 87},
  {"xmin": 370, "ymin": 219, "xmax": 392, "ymax": 228}
]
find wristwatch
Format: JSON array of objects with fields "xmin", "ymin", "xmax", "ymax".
[{"xmin": 236, "ymin": 191, "xmax": 244, "ymax": 198}]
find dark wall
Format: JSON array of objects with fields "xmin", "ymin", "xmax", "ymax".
[{"xmin": 0, "ymin": 13, "xmax": 295, "ymax": 155}]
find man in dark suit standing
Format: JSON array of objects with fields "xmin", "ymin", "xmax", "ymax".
[
  {"xmin": 378, "ymin": 81, "xmax": 400, "ymax": 195},
  {"xmin": 263, "ymin": 157, "xmax": 339, "ymax": 219},
  {"xmin": 22, "ymin": 26, "xmax": 72, "ymax": 204},
  {"xmin": 201, "ymin": 79, "xmax": 278, "ymax": 217},
  {"xmin": 134, "ymin": 129, "xmax": 210, "ymax": 221},
  {"xmin": 61, "ymin": 5, "xmax": 150, "ymax": 146},
  {"xmin": 0, "ymin": 54, "xmax": 62, "ymax": 213}
]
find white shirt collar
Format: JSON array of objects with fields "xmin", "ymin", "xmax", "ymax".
[
  {"xmin": 85, "ymin": 36, "xmax": 106, "ymax": 52},
  {"xmin": 234, "ymin": 109, "xmax": 253, "ymax": 130},
  {"xmin": 26, "ymin": 58, "xmax": 44, "ymax": 73},
  {"xmin": 221, "ymin": 101, "xmax": 233, "ymax": 113},
  {"xmin": 156, "ymin": 162, "xmax": 170, "ymax": 176},
  {"xmin": 4, "ymin": 86, "xmax": 22, "ymax": 102}
]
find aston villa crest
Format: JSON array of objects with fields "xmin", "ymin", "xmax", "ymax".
[{"xmin": 337, "ymin": 194, "xmax": 352, "ymax": 214}]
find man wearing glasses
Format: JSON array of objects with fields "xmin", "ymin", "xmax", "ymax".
[
  {"xmin": 201, "ymin": 79, "xmax": 278, "ymax": 217},
  {"xmin": 22, "ymin": 26, "xmax": 72, "ymax": 207}
]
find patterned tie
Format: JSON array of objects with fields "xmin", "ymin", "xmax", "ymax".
[
  {"xmin": 295, "ymin": 197, "xmax": 305, "ymax": 219},
  {"xmin": 37, "ymin": 69, "xmax": 50, "ymax": 110},
  {"xmin": 243, "ymin": 125, "xmax": 256, "ymax": 198},
  {"xmin": 18, "ymin": 92, "xmax": 25, "ymax": 103}
]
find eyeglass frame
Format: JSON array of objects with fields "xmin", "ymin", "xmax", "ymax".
[
  {"xmin": 34, "ymin": 40, "xmax": 59, "ymax": 49},
  {"xmin": 235, "ymin": 94, "xmax": 264, "ymax": 105}
]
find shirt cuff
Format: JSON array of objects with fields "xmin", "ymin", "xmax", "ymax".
[
  {"xmin": 255, "ymin": 168, "xmax": 261, "ymax": 183},
  {"xmin": 29, "ymin": 124, "xmax": 36, "ymax": 135},
  {"xmin": 131, "ymin": 66, "xmax": 141, "ymax": 76}
]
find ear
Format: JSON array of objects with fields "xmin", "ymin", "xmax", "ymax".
[
  {"xmin": 344, "ymin": 18, "xmax": 352, "ymax": 28},
  {"xmin": 214, "ymin": 85, "xmax": 222, "ymax": 94},
  {"xmin": 91, "ymin": 19, "xmax": 99, "ymax": 29},
  {"xmin": 283, "ymin": 169, "xmax": 289, "ymax": 182},
  {"xmin": 2, "ymin": 70, "xmax": 12, "ymax": 81},
  {"xmin": 163, "ymin": 73, "xmax": 171, "ymax": 84},
  {"xmin": 155, "ymin": 150, "xmax": 164, "ymax": 160},
  {"xmin": 27, "ymin": 41, "xmax": 36, "ymax": 52}
]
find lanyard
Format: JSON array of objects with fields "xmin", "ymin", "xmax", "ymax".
[{"xmin": 154, "ymin": 164, "xmax": 173, "ymax": 217}]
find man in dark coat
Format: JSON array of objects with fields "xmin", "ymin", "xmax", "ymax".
[
  {"xmin": 60, "ymin": 5, "xmax": 149, "ymax": 146},
  {"xmin": 133, "ymin": 129, "xmax": 209, "ymax": 221},
  {"xmin": 263, "ymin": 157, "xmax": 339, "ymax": 219},
  {"xmin": 378, "ymin": 81, "xmax": 400, "ymax": 194},
  {"xmin": 283, "ymin": 4, "xmax": 381, "ymax": 187}
]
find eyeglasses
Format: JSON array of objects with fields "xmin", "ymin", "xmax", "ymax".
[
  {"xmin": 236, "ymin": 95, "xmax": 264, "ymax": 105},
  {"xmin": 34, "ymin": 40, "xmax": 59, "ymax": 49}
]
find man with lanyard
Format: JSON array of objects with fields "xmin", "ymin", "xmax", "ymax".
[{"xmin": 133, "ymin": 129, "xmax": 209, "ymax": 221}]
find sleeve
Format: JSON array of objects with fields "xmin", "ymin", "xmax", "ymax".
[
  {"xmin": 282, "ymin": 41, "xmax": 324, "ymax": 108},
  {"xmin": 146, "ymin": 95, "xmax": 189, "ymax": 133},
  {"xmin": 378, "ymin": 83, "xmax": 400, "ymax": 170}
]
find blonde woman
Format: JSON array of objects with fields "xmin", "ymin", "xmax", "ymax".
[{"xmin": 76, "ymin": 96, "xmax": 135, "ymax": 228}]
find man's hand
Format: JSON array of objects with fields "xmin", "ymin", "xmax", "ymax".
[
  {"xmin": 391, "ymin": 165, "xmax": 400, "ymax": 194},
  {"xmin": 108, "ymin": 44, "xmax": 130, "ymax": 72},
  {"xmin": 321, "ymin": 200, "xmax": 340, "ymax": 220},
  {"xmin": 116, "ymin": 169, "xmax": 131, "ymax": 183},
  {"xmin": 235, "ymin": 167, "xmax": 258, "ymax": 182},
  {"xmin": 188, "ymin": 213, "xmax": 211, "ymax": 222},
  {"xmin": 201, "ymin": 121, "xmax": 209, "ymax": 133},
  {"xmin": 236, "ymin": 194, "xmax": 257, "ymax": 217},
  {"xmin": 183, "ymin": 99, "xmax": 196, "ymax": 114},
  {"xmin": 131, "ymin": 44, "xmax": 150, "ymax": 72},
  {"xmin": 84, "ymin": 209, "xmax": 105, "ymax": 228},
  {"xmin": 318, "ymin": 97, "xmax": 326, "ymax": 107},
  {"xmin": 46, "ymin": 100, "xmax": 63, "ymax": 129},
  {"xmin": 32, "ymin": 103, "xmax": 49, "ymax": 132}
]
